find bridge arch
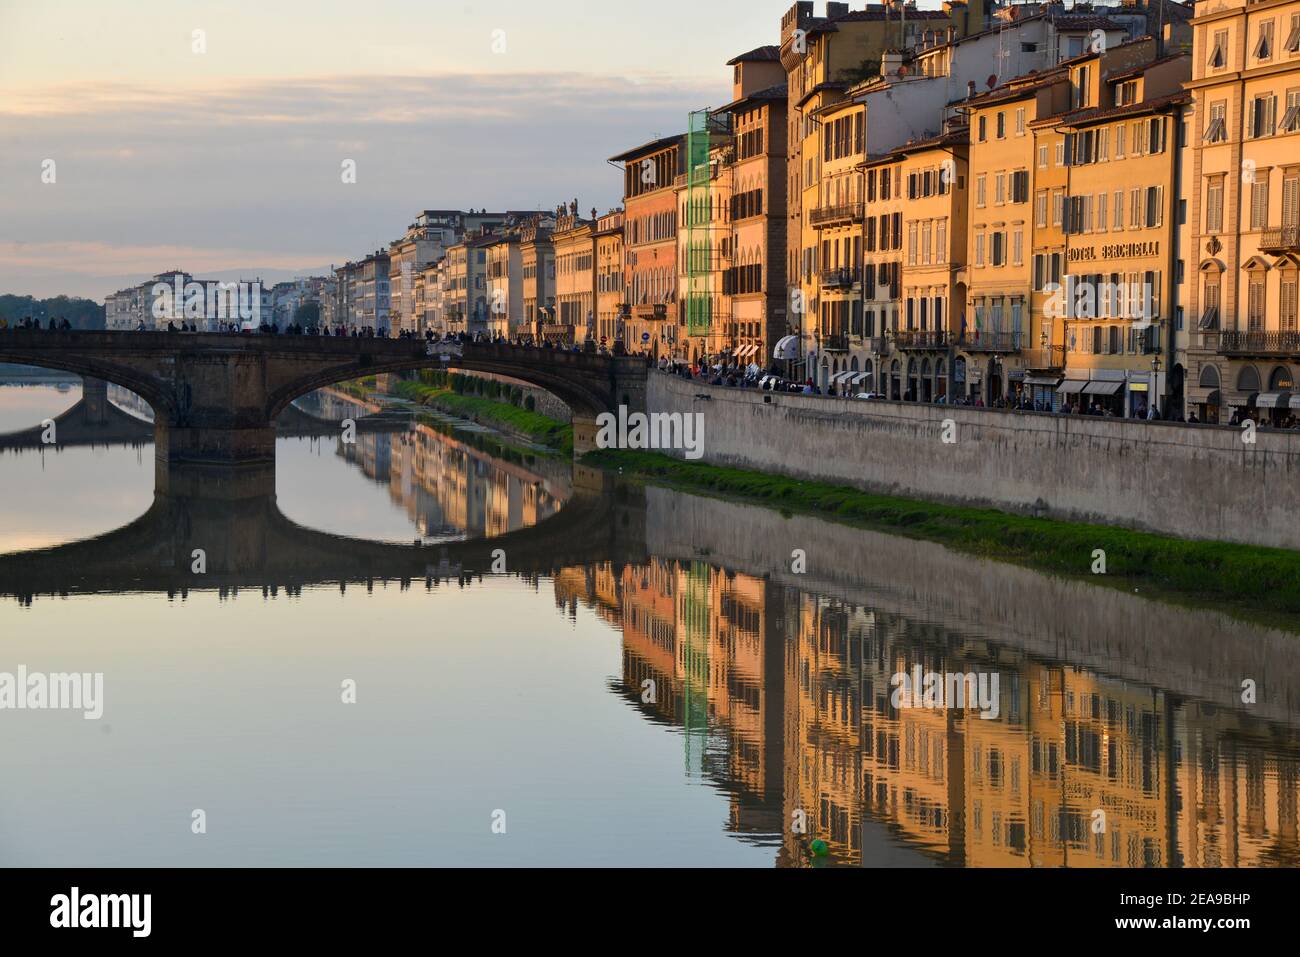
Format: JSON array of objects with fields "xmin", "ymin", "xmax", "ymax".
[
  {"xmin": 0, "ymin": 343, "xmax": 171, "ymax": 422},
  {"xmin": 263, "ymin": 344, "xmax": 613, "ymax": 424}
]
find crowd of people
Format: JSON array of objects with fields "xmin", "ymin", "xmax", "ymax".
[{"xmin": 648, "ymin": 354, "xmax": 1300, "ymax": 428}]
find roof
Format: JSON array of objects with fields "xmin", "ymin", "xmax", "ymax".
[
  {"xmin": 727, "ymin": 45, "xmax": 780, "ymax": 66},
  {"xmin": 607, "ymin": 133, "xmax": 684, "ymax": 164},
  {"xmin": 717, "ymin": 82, "xmax": 788, "ymax": 114},
  {"xmin": 1042, "ymin": 89, "xmax": 1191, "ymax": 128}
]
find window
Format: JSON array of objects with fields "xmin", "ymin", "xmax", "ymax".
[
  {"xmin": 995, "ymin": 171, "xmax": 1006, "ymax": 205},
  {"xmin": 978, "ymin": 115, "xmax": 987, "ymax": 141},
  {"xmin": 1250, "ymin": 176, "xmax": 1270, "ymax": 230},
  {"xmin": 1205, "ymin": 100, "xmax": 1228, "ymax": 142},
  {"xmin": 1248, "ymin": 274, "xmax": 1266, "ymax": 330},
  {"xmin": 1117, "ymin": 80, "xmax": 1137, "ymax": 106},
  {"xmin": 1284, "ymin": 170, "xmax": 1299, "ymax": 227},
  {"xmin": 1012, "ymin": 229, "xmax": 1024, "ymax": 266},
  {"xmin": 1115, "ymin": 124, "xmax": 1126, "ymax": 158},
  {"xmin": 975, "ymin": 232, "xmax": 986, "ymax": 266},
  {"xmin": 1097, "ymin": 192, "xmax": 1108, "ymax": 231},
  {"xmin": 1256, "ymin": 19, "xmax": 1275, "ymax": 61},
  {"xmin": 976, "ymin": 174, "xmax": 987, "ymax": 207},
  {"xmin": 1016, "ymin": 107, "xmax": 1026, "ymax": 135},
  {"xmin": 1145, "ymin": 185, "xmax": 1164, "ymax": 228},
  {"xmin": 1055, "ymin": 141, "xmax": 1065, "ymax": 166},
  {"xmin": 991, "ymin": 231, "xmax": 1005, "ymax": 267},
  {"xmin": 1052, "ymin": 189, "xmax": 1065, "ymax": 227},
  {"xmin": 1289, "ymin": 13, "xmax": 1300, "ymax": 54},
  {"xmin": 1206, "ymin": 177, "xmax": 1224, "ymax": 232},
  {"xmin": 1035, "ymin": 190, "xmax": 1048, "ymax": 227},
  {"xmin": 1249, "ymin": 94, "xmax": 1277, "ymax": 138},
  {"xmin": 1281, "ymin": 266, "xmax": 1298, "ymax": 331},
  {"xmin": 1283, "ymin": 89, "xmax": 1300, "ymax": 132},
  {"xmin": 997, "ymin": 112, "xmax": 1006, "ymax": 139},
  {"xmin": 1209, "ymin": 29, "xmax": 1228, "ymax": 70},
  {"xmin": 1038, "ymin": 145, "xmax": 1048, "ymax": 168}
]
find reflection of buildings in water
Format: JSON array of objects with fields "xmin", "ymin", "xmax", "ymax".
[
  {"xmin": 330, "ymin": 415, "xmax": 563, "ymax": 541},
  {"xmin": 556, "ymin": 560, "xmax": 1300, "ymax": 869}
]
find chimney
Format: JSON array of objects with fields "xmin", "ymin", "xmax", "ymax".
[{"xmin": 826, "ymin": 2, "xmax": 848, "ymax": 17}]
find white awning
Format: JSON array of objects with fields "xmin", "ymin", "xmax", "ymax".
[
  {"xmin": 773, "ymin": 335, "xmax": 799, "ymax": 360},
  {"xmin": 1057, "ymin": 379, "xmax": 1087, "ymax": 394},
  {"xmin": 851, "ymin": 371, "xmax": 872, "ymax": 384},
  {"xmin": 1257, "ymin": 391, "xmax": 1292, "ymax": 409}
]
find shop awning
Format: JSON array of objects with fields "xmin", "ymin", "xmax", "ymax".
[
  {"xmin": 1187, "ymin": 388, "xmax": 1222, "ymax": 406},
  {"xmin": 1256, "ymin": 391, "xmax": 1293, "ymax": 409},
  {"xmin": 1083, "ymin": 380, "xmax": 1124, "ymax": 395},
  {"xmin": 1025, "ymin": 375, "xmax": 1061, "ymax": 387},
  {"xmin": 851, "ymin": 371, "xmax": 872, "ymax": 384},
  {"xmin": 1057, "ymin": 379, "xmax": 1087, "ymax": 394},
  {"xmin": 830, "ymin": 370, "xmax": 855, "ymax": 384},
  {"xmin": 773, "ymin": 335, "xmax": 799, "ymax": 360}
]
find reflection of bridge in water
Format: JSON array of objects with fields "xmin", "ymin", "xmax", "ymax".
[
  {"xmin": 0, "ymin": 463, "xmax": 646, "ymax": 601},
  {"xmin": 0, "ymin": 377, "xmax": 412, "ymax": 452}
]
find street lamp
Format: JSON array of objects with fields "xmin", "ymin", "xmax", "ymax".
[{"xmin": 1151, "ymin": 354, "xmax": 1163, "ymax": 417}]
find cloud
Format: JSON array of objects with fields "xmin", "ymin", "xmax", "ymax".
[{"xmin": 0, "ymin": 70, "xmax": 718, "ymax": 299}]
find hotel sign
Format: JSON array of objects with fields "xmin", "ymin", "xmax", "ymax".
[{"xmin": 1068, "ymin": 241, "xmax": 1160, "ymax": 263}]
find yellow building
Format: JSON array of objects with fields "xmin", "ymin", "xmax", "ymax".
[
  {"xmin": 594, "ymin": 209, "xmax": 624, "ymax": 348},
  {"xmin": 718, "ymin": 46, "xmax": 790, "ymax": 367},
  {"xmin": 1046, "ymin": 43, "xmax": 1190, "ymax": 417},
  {"xmin": 519, "ymin": 219, "xmax": 554, "ymax": 342},
  {"xmin": 780, "ymin": 0, "xmax": 988, "ymax": 384},
  {"xmin": 550, "ymin": 204, "xmax": 596, "ymax": 345},
  {"xmin": 1184, "ymin": 0, "xmax": 1300, "ymax": 424},
  {"xmin": 962, "ymin": 76, "xmax": 1046, "ymax": 402},
  {"xmin": 895, "ymin": 131, "xmax": 970, "ymax": 401}
]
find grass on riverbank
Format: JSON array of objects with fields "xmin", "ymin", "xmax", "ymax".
[
  {"xmin": 583, "ymin": 448, "xmax": 1300, "ymax": 620},
  {"xmin": 392, "ymin": 380, "xmax": 572, "ymax": 453}
]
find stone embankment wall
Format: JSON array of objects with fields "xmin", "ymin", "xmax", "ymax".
[{"xmin": 647, "ymin": 372, "xmax": 1300, "ymax": 550}]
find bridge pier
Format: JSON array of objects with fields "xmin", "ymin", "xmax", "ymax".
[
  {"xmin": 80, "ymin": 377, "xmax": 110, "ymax": 425},
  {"xmin": 154, "ymin": 422, "xmax": 277, "ymax": 469}
]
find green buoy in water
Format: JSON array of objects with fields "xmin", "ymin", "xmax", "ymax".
[{"xmin": 810, "ymin": 839, "xmax": 829, "ymax": 857}]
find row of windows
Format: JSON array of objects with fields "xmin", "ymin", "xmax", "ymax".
[
  {"xmin": 973, "ymin": 229, "xmax": 1025, "ymax": 268},
  {"xmin": 1205, "ymin": 171, "xmax": 1300, "ymax": 232},
  {"xmin": 1206, "ymin": 15, "xmax": 1300, "ymax": 73},
  {"xmin": 626, "ymin": 211, "xmax": 677, "ymax": 246},
  {"xmin": 975, "ymin": 170, "xmax": 1029, "ymax": 207},
  {"xmin": 905, "ymin": 219, "xmax": 949, "ymax": 267},
  {"xmin": 823, "ymin": 112, "xmax": 864, "ymax": 162},
  {"xmin": 975, "ymin": 106, "xmax": 1027, "ymax": 143}
]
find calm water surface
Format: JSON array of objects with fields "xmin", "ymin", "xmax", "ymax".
[{"xmin": 0, "ymin": 382, "xmax": 1296, "ymax": 867}]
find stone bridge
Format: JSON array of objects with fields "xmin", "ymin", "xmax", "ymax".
[
  {"xmin": 0, "ymin": 376, "xmax": 414, "ymax": 452},
  {"xmin": 0, "ymin": 330, "xmax": 648, "ymax": 469}
]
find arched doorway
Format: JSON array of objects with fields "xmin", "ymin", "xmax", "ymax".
[
  {"xmin": 890, "ymin": 359, "xmax": 901, "ymax": 400},
  {"xmin": 987, "ymin": 360, "xmax": 1003, "ymax": 406},
  {"xmin": 920, "ymin": 358, "xmax": 933, "ymax": 402},
  {"xmin": 936, "ymin": 358, "xmax": 948, "ymax": 402}
]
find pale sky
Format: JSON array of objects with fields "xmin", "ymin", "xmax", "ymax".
[{"xmin": 0, "ymin": 0, "xmax": 809, "ymax": 300}]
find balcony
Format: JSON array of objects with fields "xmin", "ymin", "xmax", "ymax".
[
  {"xmin": 821, "ymin": 334, "xmax": 850, "ymax": 352},
  {"xmin": 953, "ymin": 331, "xmax": 1023, "ymax": 354},
  {"xmin": 1025, "ymin": 345, "xmax": 1067, "ymax": 369},
  {"xmin": 1258, "ymin": 225, "xmax": 1300, "ymax": 254},
  {"xmin": 1217, "ymin": 329, "xmax": 1300, "ymax": 356},
  {"xmin": 894, "ymin": 330, "xmax": 950, "ymax": 350},
  {"xmin": 819, "ymin": 268, "xmax": 860, "ymax": 290},
  {"xmin": 809, "ymin": 202, "xmax": 865, "ymax": 228}
]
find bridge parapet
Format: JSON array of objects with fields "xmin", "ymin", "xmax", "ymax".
[{"xmin": 0, "ymin": 330, "xmax": 648, "ymax": 469}]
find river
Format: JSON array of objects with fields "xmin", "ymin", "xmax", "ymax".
[{"xmin": 0, "ymin": 381, "xmax": 1295, "ymax": 868}]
